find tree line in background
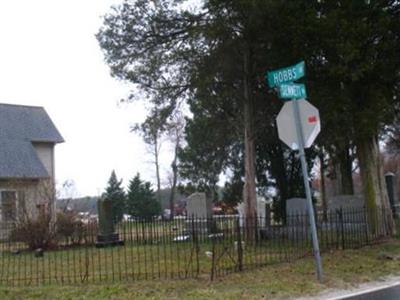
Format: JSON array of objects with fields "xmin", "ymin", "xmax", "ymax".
[
  {"xmin": 97, "ymin": 1, "xmax": 400, "ymax": 231},
  {"xmin": 104, "ymin": 170, "xmax": 161, "ymax": 222}
]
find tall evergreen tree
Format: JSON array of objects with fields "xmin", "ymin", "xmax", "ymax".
[
  {"xmin": 97, "ymin": 0, "xmax": 272, "ymax": 225},
  {"xmin": 98, "ymin": 0, "xmax": 400, "ymax": 233},
  {"xmin": 286, "ymin": 1, "xmax": 400, "ymax": 232},
  {"xmin": 126, "ymin": 173, "xmax": 161, "ymax": 220},
  {"xmin": 104, "ymin": 170, "xmax": 126, "ymax": 224}
]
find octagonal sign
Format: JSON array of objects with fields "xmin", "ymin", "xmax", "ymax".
[{"xmin": 276, "ymin": 99, "xmax": 320, "ymax": 150}]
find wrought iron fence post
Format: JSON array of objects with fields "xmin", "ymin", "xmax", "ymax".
[
  {"xmin": 210, "ymin": 219, "xmax": 217, "ymax": 281},
  {"xmin": 383, "ymin": 207, "xmax": 389, "ymax": 237},
  {"xmin": 191, "ymin": 216, "xmax": 200, "ymax": 277},
  {"xmin": 339, "ymin": 208, "xmax": 345, "ymax": 250},
  {"xmin": 363, "ymin": 208, "xmax": 369, "ymax": 245},
  {"xmin": 236, "ymin": 217, "xmax": 243, "ymax": 272},
  {"xmin": 141, "ymin": 221, "xmax": 145, "ymax": 244},
  {"xmin": 84, "ymin": 241, "xmax": 89, "ymax": 283},
  {"xmin": 334, "ymin": 210, "xmax": 338, "ymax": 249}
]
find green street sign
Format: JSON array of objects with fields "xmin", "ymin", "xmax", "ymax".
[
  {"xmin": 279, "ymin": 83, "xmax": 307, "ymax": 99},
  {"xmin": 266, "ymin": 61, "xmax": 305, "ymax": 88}
]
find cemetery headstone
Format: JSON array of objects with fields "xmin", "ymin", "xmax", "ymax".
[
  {"xmin": 237, "ymin": 198, "xmax": 270, "ymax": 228},
  {"xmin": 328, "ymin": 194, "xmax": 364, "ymax": 211},
  {"xmin": 186, "ymin": 192, "xmax": 212, "ymax": 218},
  {"xmin": 256, "ymin": 197, "xmax": 270, "ymax": 228},
  {"xmin": 96, "ymin": 198, "xmax": 124, "ymax": 247},
  {"xmin": 286, "ymin": 197, "xmax": 308, "ymax": 226},
  {"xmin": 328, "ymin": 195, "xmax": 365, "ymax": 224},
  {"xmin": 286, "ymin": 198, "xmax": 308, "ymax": 214},
  {"xmin": 237, "ymin": 202, "xmax": 245, "ymax": 228},
  {"xmin": 185, "ymin": 192, "xmax": 213, "ymax": 235}
]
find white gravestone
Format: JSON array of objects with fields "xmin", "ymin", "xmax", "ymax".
[
  {"xmin": 257, "ymin": 197, "xmax": 267, "ymax": 227},
  {"xmin": 186, "ymin": 192, "xmax": 212, "ymax": 234},
  {"xmin": 237, "ymin": 198, "xmax": 269, "ymax": 228},
  {"xmin": 237, "ymin": 202, "xmax": 245, "ymax": 227},
  {"xmin": 186, "ymin": 192, "xmax": 212, "ymax": 218}
]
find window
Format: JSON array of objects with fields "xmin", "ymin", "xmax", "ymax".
[{"xmin": 1, "ymin": 191, "xmax": 17, "ymax": 222}]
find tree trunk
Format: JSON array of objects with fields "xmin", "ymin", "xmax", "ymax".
[
  {"xmin": 331, "ymin": 145, "xmax": 354, "ymax": 196},
  {"xmin": 242, "ymin": 49, "xmax": 257, "ymax": 240},
  {"xmin": 169, "ymin": 144, "xmax": 178, "ymax": 220},
  {"xmin": 356, "ymin": 135, "xmax": 395, "ymax": 235},
  {"xmin": 339, "ymin": 145, "xmax": 354, "ymax": 195},
  {"xmin": 270, "ymin": 143, "xmax": 289, "ymax": 223},
  {"xmin": 154, "ymin": 137, "xmax": 161, "ymax": 203}
]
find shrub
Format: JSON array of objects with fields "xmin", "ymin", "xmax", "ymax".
[
  {"xmin": 10, "ymin": 211, "xmax": 56, "ymax": 250},
  {"xmin": 11, "ymin": 208, "xmax": 98, "ymax": 250},
  {"xmin": 56, "ymin": 212, "xmax": 81, "ymax": 245},
  {"xmin": 56, "ymin": 212, "xmax": 98, "ymax": 246}
]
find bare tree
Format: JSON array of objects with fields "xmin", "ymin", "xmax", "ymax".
[
  {"xmin": 132, "ymin": 109, "xmax": 165, "ymax": 203},
  {"xmin": 57, "ymin": 179, "xmax": 78, "ymax": 213},
  {"xmin": 165, "ymin": 111, "xmax": 185, "ymax": 219},
  {"xmin": 11, "ymin": 179, "xmax": 57, "ymax": 250}
]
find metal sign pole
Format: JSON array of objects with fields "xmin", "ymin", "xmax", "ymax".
[{"xmin": 292, "ymin": 99, "xmax": 324, "ymax": 282}]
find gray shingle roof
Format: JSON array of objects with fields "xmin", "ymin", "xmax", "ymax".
[
  {"xmin": 0, "ymin": 140, "xmax": 49, "ymax": 178},
  {"xmin": 0, "ymin": 103, "xmax": 64, "ymax": 179},
  {"xmin": 0, "ymin": 104, "xmax": 64, "ymax": 143}
]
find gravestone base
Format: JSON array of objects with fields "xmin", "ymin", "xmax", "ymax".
[
  {"xmin": 259, "ymin": 225, "xmax": 310, "ymax": 241},
  {"xmin": 95, "ymin": 233, "xmax": 124, "ymax": 248},
  {"xmin": 185, "ymin": 219, "xmax": 216, "ymax": 235}
]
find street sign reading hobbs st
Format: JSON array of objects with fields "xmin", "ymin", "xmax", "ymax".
[{"xmin": 266, "ymin": 61, "xmax": 305, "ymax": 88}]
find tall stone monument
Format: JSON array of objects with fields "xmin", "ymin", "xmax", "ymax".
[{"xmin": 96, "ymin": 198, "xmax": 124, "ymax": 247}]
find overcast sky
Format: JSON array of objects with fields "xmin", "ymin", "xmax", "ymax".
[{"xmin": 0, "ymin": 1, "xmax": 175, "ymax": 197}]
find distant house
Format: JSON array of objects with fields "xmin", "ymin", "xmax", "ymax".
[{"xmin": 0, "ymin": 103, "xmax": 64, "ymax": 224}]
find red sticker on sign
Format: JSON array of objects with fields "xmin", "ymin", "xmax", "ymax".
[{"xmin": 308, "ymin": 115, "xmax": 317, "ymax": 123}]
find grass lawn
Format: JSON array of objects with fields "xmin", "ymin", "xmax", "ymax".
[
  {"xmin": 1, "ymin": 240, "xmax": 400, "ymax": 299},
  {"xmin": 0, "ymin": 239, "xmax": 310, "ymax": 286}
]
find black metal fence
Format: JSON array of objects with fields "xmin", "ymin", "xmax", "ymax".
[{"xmin": 0, "ymin": 207, "xmax": 394, "ymax": 286}]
